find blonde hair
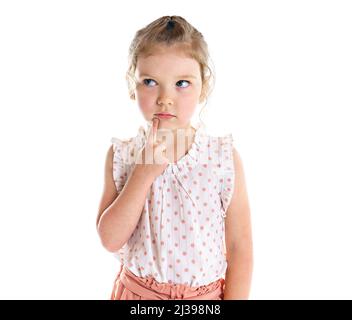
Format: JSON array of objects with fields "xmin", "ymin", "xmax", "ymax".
[{"xmin": 125, "ymin": 15, "xmax": 215, "ymax": 123}]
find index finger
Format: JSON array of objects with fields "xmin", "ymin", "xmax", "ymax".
[{"xmin": 147, "ymin": 117, "xmax": 159, "ymax": 145}]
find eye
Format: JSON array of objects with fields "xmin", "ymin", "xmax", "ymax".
[
  {"xmin": 143, "ymin": 79, "xmax": 157, "ymax": 87},
  {"xmin": 176, "ymin": 80, "xmax": 190, "ymax": 88}
]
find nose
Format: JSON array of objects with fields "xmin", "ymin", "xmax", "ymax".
[
  {"xmin": 157, "ymin": 88, "xmax": 174, "ymax": 107},
  {"xmin": 157, "ymin": 97, "xmax": 173, "ymax": 108}
]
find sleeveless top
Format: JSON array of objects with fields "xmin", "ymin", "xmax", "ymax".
[{"xmin": 110, "ymin": 122, "xmax": 235, "ymax": 287}]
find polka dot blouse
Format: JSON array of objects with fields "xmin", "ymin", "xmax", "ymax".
[{"xmin": 110, "ymin": 121, "xmax": 235, "ymax": 287}]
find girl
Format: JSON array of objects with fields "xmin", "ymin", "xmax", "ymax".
[{"xmin": 96, "ymin": 15, "xmax": 253, "ymax": 300}]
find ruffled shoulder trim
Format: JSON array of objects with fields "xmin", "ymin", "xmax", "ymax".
[
  {"xmin": 110, "ymin": 137, "xmax": 134, "ymax": 193},
  {"xmin": 217, "ymin": 133, "xmax": 235, "ymax": 218}
]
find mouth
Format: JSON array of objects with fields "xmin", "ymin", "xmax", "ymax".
[{"xmin": 155, "ymin": 113, "xmax": 176, "ymax": 119}]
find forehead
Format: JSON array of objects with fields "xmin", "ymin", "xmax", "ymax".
[{"xmin": 136, "ymin": 46, "xmax": 201, "ymax": 77}]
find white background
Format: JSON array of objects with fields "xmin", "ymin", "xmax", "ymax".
[{"xmin": 0, "ymin": 0, "xmax": 351, "ymax": 299}]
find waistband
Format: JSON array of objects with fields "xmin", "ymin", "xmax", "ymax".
[{"xmin": 117, "ymin": 264, "xmax": 225, "ymax": 300}]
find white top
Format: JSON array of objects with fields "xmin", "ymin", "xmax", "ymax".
[{"xmin": 110, "ymin": 122, "xmax": 235, "ymax": 287}]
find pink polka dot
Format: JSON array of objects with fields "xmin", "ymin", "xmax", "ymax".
[
  {"xmin": 191, "ymin": 243, "xmax": 195, "ymax": 248},
  {"xmin": 182, "ymin": 251, "xmax": 187, "ymax": 256},
  {"xmin": 174, "ymin": 227, "xmax": 178, "ymax": 231},
  {"xmin": 168, "ymin": 250, "xmax": 173, "ymax": 254},
  {"xmin": 198, "ymin": 172, "xmax": 203, "ymax": 176},
  {"xmin": 184, "ymin": 268, "xmax": 189, "ymax": 272},
  {"xmin": 192, "ymin": 259, "xmax": 196, "ymax": 264},
  {"xmin": 174, "ymin": 211, "xmax": 178, "ymax": 216},
  {"xmin": 176, "ymin": 259, "xmax": 180, "ymax": 263}
]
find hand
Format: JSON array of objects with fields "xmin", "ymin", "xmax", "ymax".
[{"xmin": 134, "ymin": 117, "xmax": 170, "ymax": 179}]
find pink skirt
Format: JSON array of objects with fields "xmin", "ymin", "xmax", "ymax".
[{"xmin": 110, "ymin": 264, "xmax": 225, "ymax": 300}]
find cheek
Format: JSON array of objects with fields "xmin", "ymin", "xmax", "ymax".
[
  {"xmin": 178, "ymin": 92, "xmax": 199, "ymax": 115},
  {"xmin": 136, "ymin": 90, "xmax": 155, "ymax": 114}
]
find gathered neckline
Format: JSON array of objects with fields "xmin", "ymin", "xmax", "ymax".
[{"xmin": 134, "ymin": 122, "xmax": 207, "ymax": 175}]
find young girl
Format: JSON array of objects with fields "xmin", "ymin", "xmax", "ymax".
[{"xmin": 96, "ymin": 15, "xmax": 253, "ymax": 300}]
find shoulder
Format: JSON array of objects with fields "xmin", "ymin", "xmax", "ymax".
[
  {"xmin": 110, "ymin": 136, "xmax": 138, "ymax": 159},
  {"xmin": 111, "ymin": 136, "xmax": 135, "ymax": 150}
]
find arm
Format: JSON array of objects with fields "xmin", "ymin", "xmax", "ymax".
[
  {"xmin": 96, "ymin": 145, "xmax": 155, "ymax": 253},
  {"xmin": 223, "ymin": 147, "xmax": 253, "ymax": 300}
]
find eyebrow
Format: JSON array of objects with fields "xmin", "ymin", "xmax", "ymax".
[{"xmin": 139, "ymin": 74, "xmax": 197, "ymax": 79}]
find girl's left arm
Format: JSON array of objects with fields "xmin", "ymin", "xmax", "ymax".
[{"xmin": 223, "ymin": 148, "xmax": 253, "ymax": 300}]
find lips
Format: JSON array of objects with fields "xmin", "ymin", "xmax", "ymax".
[{"xmin": 155, "ymin": 113, "xmax": 175, "ymax": 117}]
